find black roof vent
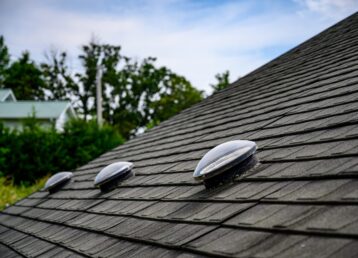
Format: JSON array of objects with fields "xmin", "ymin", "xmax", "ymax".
[
  {"xmin": 193, "ymin": 140, "xmax": 257, "ymax": 188},
  {"xmin": 94, "ymin": 161, "xmax": 134, "ymax": 192},
  {"xmin": 44, "ymin": 172, "xmax": 73, "ymax": 194}
]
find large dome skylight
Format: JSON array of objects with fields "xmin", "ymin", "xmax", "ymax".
[
  {"xmin": 193, "ymin": 140, "xmax": 257, "ymax": 187},
  {"xmin": 94, "ymin": 161, "xmax": 134, "ymax": 192},
  {"xmin": 44, "ymin": 171, "xmax": 73, "ymax": 193}
]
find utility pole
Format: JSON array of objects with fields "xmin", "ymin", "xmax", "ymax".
[{"xmin": 96, "ymin": 64, "xmax": 103, "ymax": 127}]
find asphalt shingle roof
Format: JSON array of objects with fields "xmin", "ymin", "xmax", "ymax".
[{"xmin": 1, "ymin": 12, "xmax": 358, "ymax": 258}]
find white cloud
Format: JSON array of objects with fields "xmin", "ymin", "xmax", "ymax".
[
  {"xmin": 297, "ymin": 0, "xmax": 358, "ymax": 19},
  {"xmin": 0, "ymin": 0, "xmax": 357, "ymax": 93}
]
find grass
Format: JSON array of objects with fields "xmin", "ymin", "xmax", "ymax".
[{"xmin": 0, "ymin": 176, "xmax": 49, "ymax": 211}]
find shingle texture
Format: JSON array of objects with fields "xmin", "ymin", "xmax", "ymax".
[{"xmin": 1, "ymin": 12, "xmax": 358, "ymax": 258}]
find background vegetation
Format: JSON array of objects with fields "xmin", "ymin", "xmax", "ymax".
[
  {"xmin": 0, "ymin": 119, "xmax": 123, "ymax": 184},
  {"xmin": 0, "ymin": 34, "xmax": 231, "ymax": 208},
  {"xmin": 0, "ymin": 176, "xmax": 48, "ymax": 210}
]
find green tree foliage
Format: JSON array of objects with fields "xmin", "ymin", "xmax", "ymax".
[
  {"xmin": 76, "ymin": 41, "xmax": 122, "ymax": 121},
  {"xmin": 148, "ymin": 71, "xmax": 203, "ymax": 126},
  {"xmin": 0, "ymin": 120, "xmax": 123, "ymax": 184},
  {"xmin": 41, "ymin": 50, "xmax": 75, "ymax": 100},
  {"xmin": 3, "ymin": 51, "xmax": 46, "ymax": 100},
  {"xmin": 0, "ymin": 36, "xmax": 10, "ymax": 86},
  {"xmin": 113, "ymin": 57, "xmax": 203, "ymax": 137},
  {"xmin": 41, "ymin": 40, "xmax": 203, "ymax": 138},
  {"xmin": 211, "ymin": 70, "xmax": 231, "ymax": 93}
]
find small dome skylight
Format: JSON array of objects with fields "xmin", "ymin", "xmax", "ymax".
[
  {"xmin": 44, "ymin": 172, "xmax": 73, "ymax": 193},
  {"xmin": 193, "ymin": 140, "xmax": 257, "ymax": 188},
  {"xmin": 94, "ymin": 161, "xmax": 134, "ymax": 192}
]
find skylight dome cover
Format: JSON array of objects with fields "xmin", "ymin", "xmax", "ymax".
[
  {"xmin": 193, "ymin": 140, "xmax": 257, "ymax": 181},
  {"xmin": 94, "ymin": 161, "xmax": 134, "ymax": 188},
  {"xmin": 44, "ymin": 172, "xmax": 73, "ymax": 192}
]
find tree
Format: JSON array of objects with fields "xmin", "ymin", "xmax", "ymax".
[
  {"xmin": 211, "ymin": 70, "xmax": 230, "ymax": 93},
  {"xmin": 41, "ymin": 50, "xmax": 75, "ymax": 101},
  {"xmin": 40, "ymin": 39, "xmax": 203, "ymax": 138},
  {"xmin": 112, "ymin": 57, "xmax": 203, "ymax": 137},
  {"xmin": 75, "ymin": 40, "xmax": 122, "ymax": 121},
  {"xmin": 40, "ymin": 40, "xmax": 123, "ymax": 121},
  {"xmin": 3, "ymin": 51, "xmax": 46, "ymax": 100},
  {"xmin": 0, "ymin": 36, "xmax": 10, "ymax": 86},
  {"xmin": 148, "ymin": 70, "xmax": 203, "ymax": 126}
]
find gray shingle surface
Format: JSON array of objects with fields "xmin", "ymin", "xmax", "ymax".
[{"xmin": 2, "ymin": 12, "xmax": 358, "ymax": 258}]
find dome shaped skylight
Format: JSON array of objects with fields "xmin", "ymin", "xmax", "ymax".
[
  {"xmin": 44, "ymin": 172, "xmax": 73, "ymax": 193},
  {"xmin": 94, "ymin": 161, "xmax": 134, "ymax": 192},
  {"xmin": 193, "ymin": 140, "xmax": 257, "ymax": 187}
]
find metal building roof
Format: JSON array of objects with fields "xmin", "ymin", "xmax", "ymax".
[
  {"xmin": 0, "ymin": 89, "xmax": 16, "ymax": 102},
  {"xmin": 1, "ymin": 12, "xmax": 358, "ymax": 258},
  {"xmin": 0, "ymin": 101, "xmax": 71, "ymax": 119}
]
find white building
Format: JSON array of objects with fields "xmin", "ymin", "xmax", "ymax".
[{"xmin": 0, "ymin": 89, "xmax": 76, "ymax": 131}]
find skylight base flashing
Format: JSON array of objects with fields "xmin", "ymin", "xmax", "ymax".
[
  {"xmin": 48, "ymin": 180, "xmax": 70, "ymax": 194},
  {"xmin": 203, "ymin": 154, "xmax": 258, "ymax": 189},
  {"xmin": 98, "ymin": 170, "xmax": 135, "ymax": 193}
]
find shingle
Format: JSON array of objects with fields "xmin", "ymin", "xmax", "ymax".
[
  {"xmin": 109, "ymin": 187, "xmax": 151, "ymax": 199},
  {"xmin": 341, "ymin": 182, "xmax": 358, "ymax": 200},
  {"xmin": 13, "ymin": 236, "xmax": 55, "ymax": 257},
  {"xmin": 22, "ymin": 207, "xmax": 52, "ymax": 219},
  {"xmin": 162, "ymin": 186, "xmax": 204, "ymax": 200},
  {"xmin": 93, "ymin": 240, "xmax": 136, "ymax": 258},
  {"xmin": 106, "ymin": 217, "xmax": 216, "ymax": 245},
  {"xmin": 27, "ymin": 191, "xmax": 48, "ymax": 199},
  {"xmin": 21, "ymin": 221, "xmax": 51, "ymax": 235},
  {"xmin": 35, "ymin": 224, "xmax": 66, "ymax": 240},
  {"xmin": 226, "ymin": 204, "xmax": 321, "ymax": 229},
  {"xmin": 238, "ymin": 234, "xmax": 307, "ymax": 258},
  {"xmin": 68, "ymin": 213, "xmax": 125, "ymax": 231},
  {"xmin": 186, "ymin": 228, "xmax": 270, "ymax": 256},
  {"xmin": 252, "ymin": 158, "xmax": 358, "ymax": 178},
  {"xmin": 297, "ymin": 205, "xmax": 358, "ymax": 232},
  {"xmin": 84, "ymin": 236, "xmax": 118, "ymax": 255},
  {"xmin": 0, "ymin": 214, "xmax": 20, "ymax": 226},
  {"xmin": 50, "ymin": 190, "xmax": 99, "ymax": 199},
  {"xmin": 43, "ymin": 210, "xmax": 81, "ymax": 223},
  {"xmin": 46, "ymin": 227, "xmax": 85, "ymax": 244},
  {"xmin": 65, "ymin": 213, "xmax": 97, "ymax": 227},
  {"xmin": 62, "ymin": 180, "xmax": 94, "ymax": 190},
  {"xmin": 89, "ymin": 200, "xmax": 156, "ymax": 215},
  {"xmin": 157, "ymin": 223, "xmax": 216, "ymax": 246},
  {"xmin": 15, "ymin": 198, "xmax": 44, "ymax": 207},
  {"xmin": 213, "ymin": 181, "xmax": 289, "ymax": 200},
  {"xmin": 275, "ymin": 236, "xmax": 351, "ymax": 258},
  {"xmin": 270, "ymin": 179, "xmax": 350, "ymax": 201},
  {"xmin": 327, "ymin": 240, "xmax": 358, "ymax": 258},
  {"xmin": 106, "ymin": 217, "xmax": 153, "ymax": 237},
  {"xmin": 0, "ymin": 243, "xmax": 20, "ymax": 258},
  {"xmin": 136, "ymin": 201, "xmax": 253, "ymax": 222},
  {"xmin": 37, "ymin": 199, "xmax": 69, "ymax": 209},
  {"xmin": 0, "ymin": 229, "xmax": 27, "ymax": 246},
  {"xmin": 37, "ymin": 247, "xmax": 84, "ymax": 258},
  {"xmin": 4, "ymin": 206, "xmax": 30, "ymax": 215}
]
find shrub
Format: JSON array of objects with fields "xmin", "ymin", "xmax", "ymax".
[{"xmin": 0, "ymin": 119, "xmax": 124, "ymax": 184}]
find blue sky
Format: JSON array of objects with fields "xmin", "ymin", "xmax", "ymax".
[{"xmin": 0, "ymin": 0, "xmax": 357, "ymax": 93}]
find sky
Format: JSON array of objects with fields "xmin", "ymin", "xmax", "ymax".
[{"xmin": 0, "ymin": 0, "xmax": 357, "ymax": 93}]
